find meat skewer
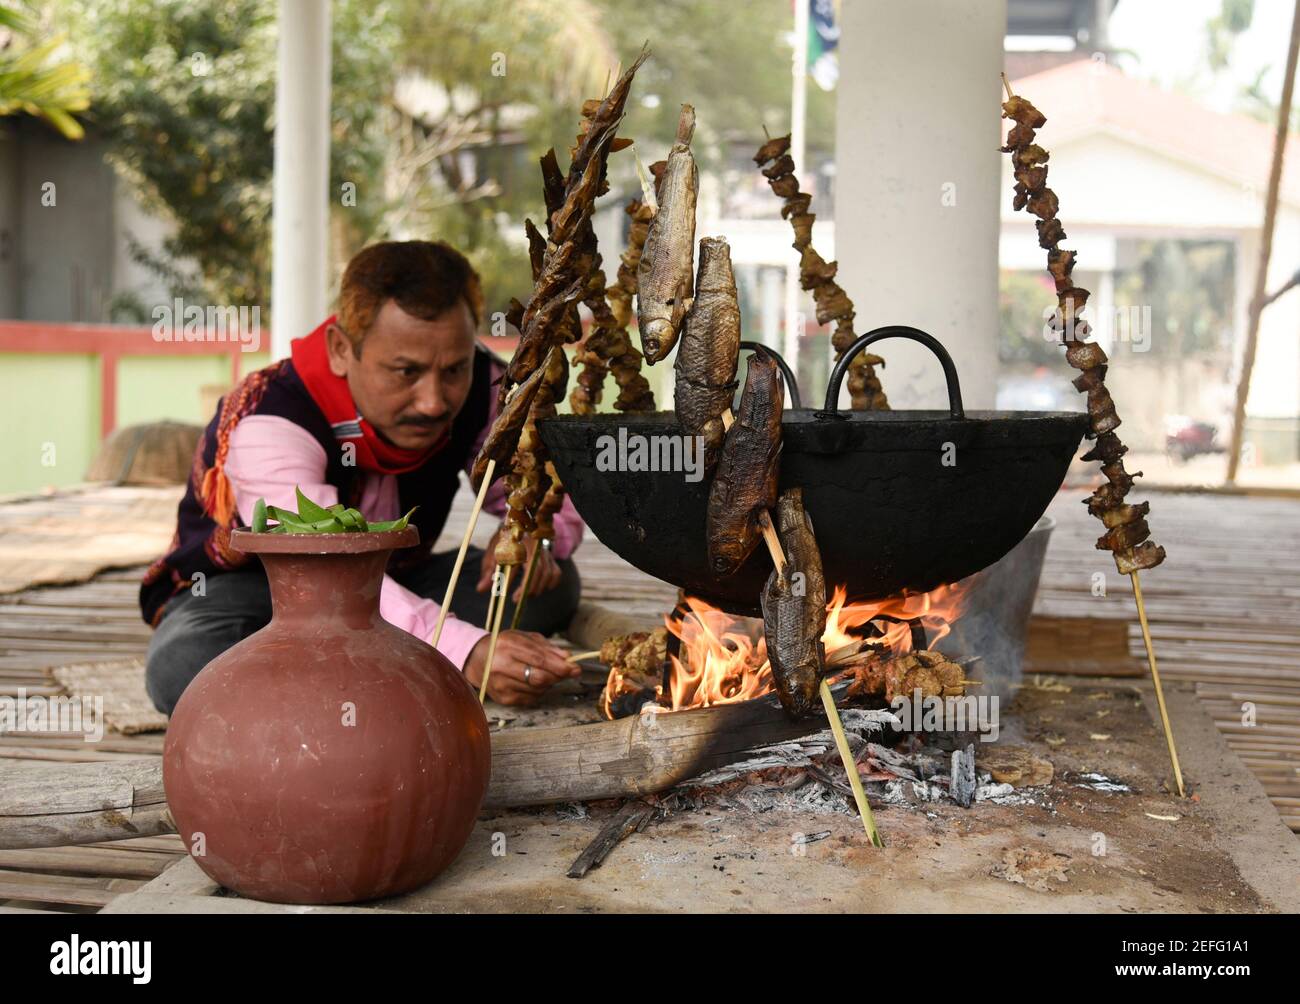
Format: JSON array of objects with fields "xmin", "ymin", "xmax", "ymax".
[
  {"xmin": 674, "ymin": 236, "xmax": 741, "ymax": 473},
  {"xmin": 753, "ymin": 133, "xmax": 888, "ymax": 411},
  {"xmin": 1000, "ymin": 74, "xmax": 1183, "ymax": 797},
  {"xmin": 637, "ymin": 104, "xmax": 699, "ymax": 363},
  {"xmin": 570, "ymin": 199, "xmax": 657, "ymax": 415},
  {"xmin": 470, "ymin": 52, "xmax": 648, "ymax": 700}
]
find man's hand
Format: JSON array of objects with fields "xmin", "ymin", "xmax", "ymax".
[
  {"xmin": 463, "ymin": 630, "xmax": 578, "ymax": 706},
  {"xmin": 477, "ymin": 529, "xmax": 563, "ymax": 602}
]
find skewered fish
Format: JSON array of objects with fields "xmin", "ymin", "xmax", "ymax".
[
  {"xmin": 706, "ymin": 348, "xmax": 782, "ymax": 575},
  {"xmin": 674, "ymin": 237, "xmax": 740, "ymax": 472},
  {"xmin": 637, "ymin": 104, "xmax": 698, "ymax": 363},
  {"xmin": 761, "ymin": 488, "xmax": 826, "ymax": 719}
]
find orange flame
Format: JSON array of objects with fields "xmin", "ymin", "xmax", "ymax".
[{"xmin": 662, "ymin": 582, "xmax": 970, "ymax": 712}]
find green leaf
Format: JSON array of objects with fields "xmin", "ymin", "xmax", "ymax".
[
  {"xmin": 295, "ymin": 486, "xmax": 333, "ymax": 522},
  {"xmin": 264, "ymin": 505, "xmax": 314, "ymax": 532},
  {"xmin": 335, "ymin": 508, "xmax": 368, "ymax": 532},
  {"xmin": 369, "ymin": 506, "xmax": 418, "ymax": 533},
  {"xmin": 251, "ymin": 497, "xmax": 268, "ymax": 532}
]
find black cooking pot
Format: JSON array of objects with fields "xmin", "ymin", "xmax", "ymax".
[{"xmin": 541, "ymin": 326, "xmax": 1088, "ymax": 615}]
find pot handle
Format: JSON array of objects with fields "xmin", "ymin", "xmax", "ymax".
[
  {"xmin": 739, "ymin": 341, "xmax": 802, "ymax": 409},
  {"xmin": 818, "ymin": 325, "xmax": 965, "ymax": 420}
]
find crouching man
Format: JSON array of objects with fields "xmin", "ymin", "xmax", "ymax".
[{"xmin": 140, "ymin": 240, "xmax": 582, "ymax": 712}]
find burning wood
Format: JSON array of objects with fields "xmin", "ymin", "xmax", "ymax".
[{"xmin": 596, "ymin": 581, "xmax": 972, "ymax": 720}]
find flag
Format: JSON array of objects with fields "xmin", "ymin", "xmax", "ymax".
[{"xmin": 808, "ymin": 0, "xmax": 839, "ymax": 90}]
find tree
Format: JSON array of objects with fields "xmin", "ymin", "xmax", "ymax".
[
  {"xmin": 50, "ymin": 0, "xmax": 827, "ymax": 319},
  {"xmin": 0, "ymin": 0, "xmax": 88, "ymax": 139},
  {"xmin": 54, "ymin": 0, "xmax": 399, "ymax": 312}
]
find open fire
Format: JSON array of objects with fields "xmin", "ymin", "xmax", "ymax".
[{"xmin": 600, "ymin": 581, "xmax": 972, "ymax": 718}]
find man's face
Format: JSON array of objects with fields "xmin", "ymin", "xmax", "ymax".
[{"xmin": 326, "ymin": 298, "xmax": 477, "ymax": 451}]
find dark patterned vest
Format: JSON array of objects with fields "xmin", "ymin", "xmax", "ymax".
[{"xmin": 139, "ymin": 345, "xmax": 495, "ymax": 625}]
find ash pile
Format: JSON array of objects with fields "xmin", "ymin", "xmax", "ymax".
[{"xmin": 658, "ymin": 711, "xmax": 1055, "ymax": 818}]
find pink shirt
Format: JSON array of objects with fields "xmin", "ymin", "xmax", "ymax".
[{"xmin": 222, "ymin": 357, "xmax": 584, "ymax": 671}]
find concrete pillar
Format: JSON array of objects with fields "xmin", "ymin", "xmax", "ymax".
[
  {"xmin": 271, "ymin": 0, "xmax": 332, "ymax": 358},
  {"xmin": 834, "ymin": 0, "xmax": 1006, "ymax": 409}
]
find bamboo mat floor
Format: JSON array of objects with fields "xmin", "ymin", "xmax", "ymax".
[{"xmin": 0, "ymin": 483, "xmax": 1295, "ymax": 911}]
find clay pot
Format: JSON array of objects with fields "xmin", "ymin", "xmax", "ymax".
[{"xmin": 163, "ymin": 527, "xmax": 490, "ymax": 904}]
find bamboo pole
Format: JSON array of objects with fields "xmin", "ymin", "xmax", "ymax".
[
  {"xmin": 721, "ymin": 409, "xmax": 884, "ymax": 846},
  {"xmin": 431, "ymin": 458, "xmax": 496, "ymax": 649},
  {"xmin": 478, "ymin": 564, "xmax": 517, "ymax": 703},
  {"xmin": 1227, "ymin": 0, "xmax": 1300, "ymax": 483},
  {"xmin": 1131, "ymin": 571, "xmax": 1185, "ymax": 798}
]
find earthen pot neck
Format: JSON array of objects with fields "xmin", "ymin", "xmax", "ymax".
[{"xmin": 231, "ymin": 527, "xmax": 419, "ymax": 627}]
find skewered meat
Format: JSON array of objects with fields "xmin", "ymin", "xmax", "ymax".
[
  {"xmin": 496, "ymin": 48, "xmax": 649, "ymax": 409},
  {"xmin": 674, "ymin": 237, "xmax": 741, "ymax": 473},
  {"xmin": 706, "ymin": 348, "xmax": 783, "ymax": 575},
  {"xmin": 475, "ymin": 52, "xmax": 649, "ymax": 565},
  {"xmin": 761, "ymin": 488, "xmax": 826, "ymax": 719},
  {"xmin": 598, "ymin": 627, "xmax": 668, "ymax": 720},
  {"xmin": 637, "ymin": 104, "xmax": 698, "ymax": 363},
  {"xmin": 496, "ymin": 345, "xmax": 568, "ymax": 567},
  {"xmin": 1000, "ymin": 83, "xmax": 1165, "ymax": 575},
  {"xmin": 569, "ymin": 199, "xmax": 655, "ymax": 416},
  {"xmin": 562, "ymin": 91, "xmax": 654, "ymax": 416},
  {"xmin": 840, "ymin": 649, "xmax": 968, "ymax": 704},
  {"xmin": 754, "ymin": 134, "xmax": 888, "ymax": 411},
  {"xmin": 599, "ymin": 627, "xmax": 668, "ymax": 675},
  {"xmin": 470, "ymin": 350, "xmax": 555, "ymax": 491}
]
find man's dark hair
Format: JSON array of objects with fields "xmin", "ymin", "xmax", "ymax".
[{"xmin": 338, "ymin": 240, "xmax": 484, "ymax": 351}]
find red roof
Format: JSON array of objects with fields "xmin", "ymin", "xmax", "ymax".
[{"xmin": 1010, "ymin": 59, "xmax": 1300, "ymax": 206}]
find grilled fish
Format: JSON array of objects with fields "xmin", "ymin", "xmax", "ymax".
[
  {"xmin": 706, "ymin": 348, "xmax": 782, "ymax": 575},
  {"xmin": 636, "ymin": 104, "xmax": 698, "ymax": 363},
  {"xmin": 762, "ymin": 488, "xmax": 826, "ymax": 719},
  {"xmin": 674, "ymin": 237, "xmax": 740, "ymax": 473}
]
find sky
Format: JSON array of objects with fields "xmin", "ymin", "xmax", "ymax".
[{"xmin": 1107, "ymin": 0, "xmax": 1296, "ymax": 115}]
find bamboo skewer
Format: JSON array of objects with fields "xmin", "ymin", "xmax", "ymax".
[
  {"xmin": 1000, "ymin": 72, "xmax": 1186, "ymax": 798},
  {"xmin": 508, "ymin": 543, "xmax": 542, "ymax": 630},
  {"xmin": 567, "ymin": 650, "xmax": 601, "ymax": 662},
  {"xmin": 1131, "ymin": 571, "xmax": 1185, "ymax": 798},
  {"xmin": 431, "ymin": 458, "xmax": 496, "ymax": 649},
  {"xmin": 478, "ymin": 564, "xmax": 517, "ymax": 703},
  {"xmin": 721, "ymin": 408, "xmax": 884, "ymax": 846}
]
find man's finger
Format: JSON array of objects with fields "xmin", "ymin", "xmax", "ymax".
[
  {"xmin": 513, "ymin": 637, "xmax": 576, "ymax": 677},
  {"xmin": 498, "ymin": 657, "xmax": 566, "ymax": 689}
]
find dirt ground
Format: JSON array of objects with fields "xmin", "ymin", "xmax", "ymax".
[{"xmin": 373, "ymin": 676, "xmax": 1299, "ymax": 914}]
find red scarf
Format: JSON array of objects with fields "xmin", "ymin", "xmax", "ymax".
[{"xmin": 291, "ymin": 316, "xmax": 447, "ymax": 475}]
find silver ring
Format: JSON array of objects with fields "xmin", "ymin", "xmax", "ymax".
[
  {"xmin": 541, "ymin": 538, "xmax": 553, "ymax": 551},
  {"xmin": 523, "ymin": 665, "xmax": 532, "ymax": 682}
]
